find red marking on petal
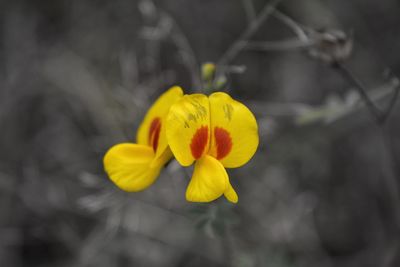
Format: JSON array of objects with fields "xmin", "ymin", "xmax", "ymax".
[
  {"xmin": 214, "ymin": 127, "xmax": 232, "ymax": 160},
  {"xmin": 148, "ymin": 117, "xmax": 161, "ymax": 152},
  {"xmin": 190, "ymin": 126, "xmax": 209, "ymax": 159}
]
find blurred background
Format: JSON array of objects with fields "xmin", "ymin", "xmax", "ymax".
[{"xmin": 1, "ymin": 0, "xmax": 400, "ymax": 266}]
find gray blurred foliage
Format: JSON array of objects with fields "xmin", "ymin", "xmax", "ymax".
[{"xmin": 1, "ymin": 0, "xmax": 400, "ymax": 266}]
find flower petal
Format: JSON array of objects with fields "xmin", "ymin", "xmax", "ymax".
[
  {"xmin": 209, "ymin": 92, "xmax": 259, "ymax": 168},
  {"xmin": 103, "ymin": 143, "xmax": 162, "ymax": 192},
  {"xmin": 136, "ymin": 86, "xmax": 184, "ymax": 160},
  {"xmin": 224, "ymin": 181, "xmax": 238, "ymax": 203},
  {"xmin": 186, "ymin": 155, "xmax": 227, "ymax": 202},
  {"xmin": 166, "ymin": 94, "xmax": 210, "ymax": 166}
]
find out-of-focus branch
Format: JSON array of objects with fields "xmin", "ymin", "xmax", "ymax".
[
  {"xmin": 217, "ymin": 0, "xmax": 283, "ymax": 68},
  {"xmin": 333, "ymin": 62, "xmax": 400, "ymax": 124},
  {"xmin": 139, "ymin": 0, "xmax": 201, "ymax": 89},
  {"xmin": 272, "ymin": 10, "xmax": 309, "ymax": 42},
  {"xmin": 380, "ymin": 80, "xmax": 400, "ymax": 123},
  {"xmin": 333, "ymin": 62, "xmax": 384, "ymax": 120},
  {"xmin": 222, "ymin": 3, "xmax": 400, "ymax": 125},
  {"xmin": 245, "ymin": 38, "xmax": 313, "ymax": 51},
  {"xmin": 163, "ymin": 11, "xmax": 202, "ymax": 89},
  {"xmin": 241, "ymin": 0, "xmax": 256, "ymax": 24},
  {"xmin": 263, "ymin": 11, "xmax": 400, "ymax": 247},
  {"xmin": 243, "ymin": 11, "xmax": 312, "ymax": 52},
  {"xmin": 269, "ymin": 10, "xmax": 400, "ymax": 125}
]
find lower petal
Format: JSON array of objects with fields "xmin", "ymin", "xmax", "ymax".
[
  {"xmin": 224, "ymin": 181, "xmax": 238, "ymax": 203},
  {"xmin": 186, "ymin": 155, "xmax": 238, "ymax": 203},
  {"xmin": 103, "ymin": 143, "xmax": 162, "ymax": 192}
]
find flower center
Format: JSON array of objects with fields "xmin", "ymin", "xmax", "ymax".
[
  {"xmin": 214, "ymin": 127, "xmax": 232, "ymax": 160},
  {"xmin": 190, "ymin": 126, "xmax": 209, "ymax": 159},
  {"xmin": 148, "ymin": 117, "xmax": 161, "ymax": 152}
]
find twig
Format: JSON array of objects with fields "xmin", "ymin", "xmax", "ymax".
[
  {"xmin": 270, "ymin": 10, "xmax": 400, "ymax": 125},
  {"xmin": 242, "ymin": 10, "xmax": 314, "ymax": 52},
  {"xmin": 334, "ymin": 62, "xmax": 400, "ymax": 125},
  {"xmin": 379, "ymin": 78, "xmax": 400, "ymax": 123},
  {"xmin": 272, "ymin": 10, "xmax": 309, "ymax": 42},
  {"xmin": 217, "ymin": 0, "xmax": 283, "ymax": 68},
  {"xmin": 245, "ymin": 38, "xmax": 313, "ymax": 51},
  {"xmin": 255, "ymin": 12, "xmax": 400, "ymax": 242},
  {"xmin": 241, "ymin": 0, "xmax": 256, "ymax": 24},
  {"xmin": 139, "ymin": 0, "xmax": 201, "ymax": 90},
  {"xmin": 159, "ymin": 10, "xmax": 202, "ymax": 90},
  {"xmin": 333, "ymin": 62, "xmax": 383, "ymax": 121}
]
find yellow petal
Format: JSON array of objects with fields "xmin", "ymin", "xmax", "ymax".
[
  {"xmin": 186, "ymin": 155, "xmax": 227, "ymax": 202},
  {"xmin": 103, "ymin": 143, "xmax": 162, "ymax": 192},
  {"xmin": 150, "ymin": 146, "xmax": 173, "ymax": 168},
  {"xmin": 166, "ymin": 94, "xmax": 210, "ymax": 166},
  {"xmin": 136, "ymin": 86, "xmax": 184, "ymax": 161},
  {"xmin": 224, "ymin": 181, "xmax": 238, "ymax": 203},
  {"xmin": 208, "ymin": 92, "xmax": 259, "ymax": 168}
]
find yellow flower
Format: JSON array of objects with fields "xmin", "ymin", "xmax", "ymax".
[
  {"xmin": 103, "ymin": 86, "xmax": 184, "ymax": 192},
  {"xmin": 166, "ymin": 92, "xmax": 259, "ymax": 203}
]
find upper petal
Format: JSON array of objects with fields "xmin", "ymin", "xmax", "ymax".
[
  {"xmin": 166, "ymin": 94, "xmax": 210, "ymax": 166},
  {"xmin": 136, "ymin": 86, "xmax": 184, "ymax": 161},
  {"xmin": 103, "ymin": 143, "xmax": 162, "ymax": 192},
  {"xmin": 209, "ymin": 92, "xmax": 259, "ymax": 168}
]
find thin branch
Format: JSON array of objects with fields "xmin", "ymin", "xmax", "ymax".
[
  {"xmin": 246, "ymin": 10, "xmax": 400, "ymax": 247},
  {"xmin": 241, "ymin": 0, "xmax": 256, "ymax": 24},
  {"xmin": 334, "ymin": 62, "xmax": 400, "ymax": 124},
  {"xmin": 273, "ymin": 10, "xmax": 400, "ymax": 124},
  {"xmin": 269, "ymin": 11, "xmax": 400, "ymax": 125},
  {"xmin": 379, "ymin": 78, "xmax": 400, "ymax": 123},
  {"xmin": 334, "ymin": 62, "xmax": 383, "ymax": 121},
  {"xmin": 272, "ymin": 10, "xmax": 309, "ymax": 42},
  {"xmin": 242, "ymin": 10, "xmax": 314, "ymax": 52},
  {"xmin": 217, "ymin": 0, "xmax": 283, "ymax": 68},
  {"xmin": 160, "ymin": 11, "xmax": 202, "ymax": 90},
  {"xmin": 245, "ymin": 38, "xmax": 313, "ymax": 51}
]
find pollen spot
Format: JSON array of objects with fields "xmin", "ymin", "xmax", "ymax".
[
  {"xmin": 148, "ymin": 117, "xmax": 161, "ymax": 152},
  {"xmin": 214, "ymin": 127, "xmax": 232, "ymax": 160},
  {"xmin": 190, "ymin": 126, "xmax": 209, "ymax": 159}
]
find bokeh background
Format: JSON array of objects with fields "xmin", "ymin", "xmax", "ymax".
[{"xmin": 1, "ymin": 0, "xmax": 400, "ymax": 266}]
